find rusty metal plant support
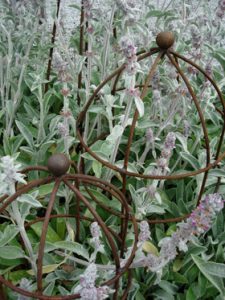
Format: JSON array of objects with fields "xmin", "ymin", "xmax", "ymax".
[
  {"xmin": 0, "ymin": 154, "xmax": 138, "ymax": 299},
  {"xmin": 76, "ymin": 31, "xmax": 225, "ymax": 205},
  {"xmin": 0, "ymin": 32, "xmax": 225, "ymax": 300}
]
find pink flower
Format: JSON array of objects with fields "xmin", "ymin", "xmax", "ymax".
[
  {"xmin": 125, "ymin": 87, "xmax": 140, "ymax": 97},
  {"xmin": 60, "ymin": 88, "xmax": 70, "ymax": 97}
]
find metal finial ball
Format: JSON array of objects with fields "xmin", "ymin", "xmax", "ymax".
[
  {"xmin": 156, "ymin": 32, "xmax": 175, "ymax": 49},
  {"xmin": 47, "ymin": 153, "xmax": 70, "ymax": 176}
]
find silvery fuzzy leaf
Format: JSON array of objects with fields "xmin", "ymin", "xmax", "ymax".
[
  {"xmin": 106, "ymin": 125, "xmax": 123, "ymax": 143},
  {"xmin": 134, "ymin": 96, "xmax": 144, "ymax": 117},
  {"xmin": 17, "ymin": 194, "xmax": 42, "ymax": 208},
  {"xmin": 146, "ymin": 204, "xmax": 165, "ymax": 214},
  {"xmin": 0, "ymin": 225, "xmax": 19, "ymax": 247}
]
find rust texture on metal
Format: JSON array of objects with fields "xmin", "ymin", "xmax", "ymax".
[
  {"xmin": 47, "ymin": 153, "xmax": 71, "ymax": 177},
  {"xmin": 156, "ymin": 31, "xmax": 175, "ymax": 49}
]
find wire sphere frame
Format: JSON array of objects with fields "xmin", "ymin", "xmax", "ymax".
[
  {"xmin": 0, "ymin": 162, "xmax": 138, "ymax": 300},
  {"xmin": 76, "ymin": 33, "xmax": 225, "ymax": 203}
]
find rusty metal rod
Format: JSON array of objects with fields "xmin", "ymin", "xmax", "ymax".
[
  {"xmin": 37, "ymin": 179, "xmax": 61, "ymax": 293},
  {"xmin": 45, "ymin": 0, "xmax": 61, "ymax": 93}
]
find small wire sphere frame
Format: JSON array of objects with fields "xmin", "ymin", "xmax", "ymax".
[
  {"xmin": 76, "ymin": 32, "xmax": 225, "ymax": 202},
  {"xmin": 0, "ymin": 154, "xmax": 138, "ymax": 300}
]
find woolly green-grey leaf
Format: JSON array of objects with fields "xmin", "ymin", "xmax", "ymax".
[{"xmin": 191, "ymin": 254, "xmax": 225, "ymax": 295}]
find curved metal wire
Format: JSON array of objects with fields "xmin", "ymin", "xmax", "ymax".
[
  {"xmin": 0, "ymin": 167, "xmax": 138, "ymax": 299},
  {"xmin": 76, "ymin": 46, "xmax": 225, "ymax": 191},
  {"xmin": 37, "ymin": 178, "xmax": 61, "ymax": 293}
]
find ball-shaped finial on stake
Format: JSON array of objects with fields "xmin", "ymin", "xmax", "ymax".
[
  {"xmin": 156, "ymin": 31, "xmax": 175, "ymax": 49},
  {"xmin": 47, "ymin": 153, "xmax": 70, "ymax": 176}
]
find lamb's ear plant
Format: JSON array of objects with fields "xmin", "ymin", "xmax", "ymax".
[{"xmin": 0, "ymin": 0, "xmax": 225, "ymax": 299}]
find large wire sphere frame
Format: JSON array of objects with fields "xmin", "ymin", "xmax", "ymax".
[{"xmin": 76, "ymin": 32, "xmax": 225, "ymax": 183}]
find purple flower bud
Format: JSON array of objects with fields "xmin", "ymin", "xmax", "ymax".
[
  {"xmin": 78, "ymin": 263, "xmax": 114, "ymax": 300},
  {"xmin": 157, "ymin": 157, "xmax": 167, "ymax": 169},
  {"xmin": 216, "ymin": 8, "xmax": 224, "ymax": 18},
  {"xmin": 159, "ymin": 237, "xmax": 177, "ymax": 261},
  {"xmin": 80, "ymin": 263, "xmax": 97, "ymax": 288},
  {"xmin": 183, "ymin": 120, "xmax": 190, "ymax": 137},
  {"xmin": 152, "ymin": 89, "xmax": 161, "ymax": 102},
  {"xmin": 83, "ymin": 0, "xmax": 93, "ymax": 10},
  {"xmin": 87, "ymin": 25, "xmax": 94, "ymax": 34},
  {"xmin": 138, "ymin": 220, "xmax": 151, "ymax": 244},
  {"xmin": 90, "ymin": 222, "xmax": 101, "ymax": 238},
  {"xmin": 177, "ymin": 85, "xmax": 189, "ymax": 97},
  {"xmin": 120, "ymin": 37, "xmax": 137, "ymax": 59},
  {"xmin": 80, "ymin": 287, "xmax": 98, "ymax": 300},
  {"xmin": 90, "ymin": 222, "xmax": 103, "ymax": 250},
  {"xmin": 164, "ymin": 132, "xmax": 176, "ymax": 151},
  {"xmin": 116, "ymin": 0, "xmax": 140, "ymax": 20},
  {"xmin": 190, "ymin": 25, "xmax": 200, "ymax": 39},
  {"xmin": 190, "ymin": 47, "xmax": 202, "ymax": 59},
  {"xmin": 146, "ymin": 184, "xmax": 156, "ymax": 198},
  {"xmin": 146, "ymin": 128, "xmax": 154, "ymax": 143},
  {"xmin": 84, "ymin": 11, "xmax": 93, "ymax": 20},
  {"xmin": 219, "ymin": 0, "xmax": 225, "ymax": 10},
  {"xmin": 57, "ymin": 122, "xmax": 69, "ymax": 137},
  {"xmin": 61, "ymin": 88, "xmax": 70, "ymax": 97},
  {"xmin": 125, "ymin": 61, "xmax": 138, "ymax": 75},
  {"xmin": 145, "ymin": 253, "xmax": 162, "ymax": 271},
  {"xmin": 97, "ymin": 286, "xmax": 112, "ymax": 300},
  {"xmin": 85, "ymin": 50, "xmax": 94, "ymax": 57},
  {"xmin": 187, "ymin": 66, "xmax": 198, "ymax": 75},
  {"xmin": 133, "ymin": 193, "xmax": 225, "ymax": 276},
  {"xmin": 186, "ymin": 194, "xmax": 224, "ymax": 235},
  {"xmin": 125, "ymin": 87, "xmax": 140, "ymax": 97},
  {"xmin": 152, "ymin": 72, "xmax": 160, "ymax": 90},
  {"xmin": 161, "ymin": 149, "xmax": 172, "ymax": 159},
  {"xmin": 127, "ymin": 0, "xmax": 136, "ymax": 8},
  {"xmin": 205, "ymin": 63, "xmax": 212, "ymax": 77}
]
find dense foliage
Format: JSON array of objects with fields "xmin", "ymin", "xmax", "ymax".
[{"xmin": 0, "ymin": 0, "xmax": 225, "ymax": 299}]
